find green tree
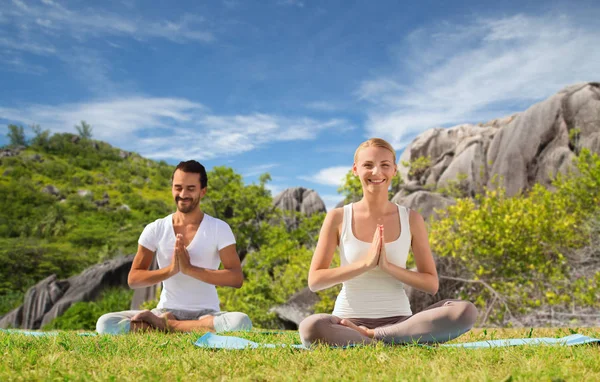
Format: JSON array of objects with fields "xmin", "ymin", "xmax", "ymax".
[
  {"xmin": 75, "ymin": 121, "xmax": 93, "ymax": 139},
  {"xmin": 30, "ymin": 124, "xmax": 51, "ymax": 149},
  {"xmin": 6, "ymin": 124, "xmax": 26, "ymax": 147}
]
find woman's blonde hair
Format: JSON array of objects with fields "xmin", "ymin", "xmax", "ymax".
[{"xmin": 354, "ymin": 138, "xmax": 396, "ymax": 163}]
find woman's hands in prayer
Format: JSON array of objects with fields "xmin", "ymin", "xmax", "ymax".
[
  {"xmin": 363, "ymin": 225, "xmax": 383, "ymax": 270},
  {"xmin": 377, "ymin": 225, "xmax": 392, "ymax": 272}
]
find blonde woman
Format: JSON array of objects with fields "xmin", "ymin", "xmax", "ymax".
[{"xmin": 299, "ymin": 138, "xmax": 477, "ymax": 347}]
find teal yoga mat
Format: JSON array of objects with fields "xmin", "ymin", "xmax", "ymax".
[
  {"xmin": 195, "ymin": 332, "xmax": 305, "ymax": 349},
  {"xmin": 0, "ymin": 329, "xmax": 97, "ymax": 337},
  {"xmin": 194, "ymin": 332, "xmax": 600, "ymax": 350}
]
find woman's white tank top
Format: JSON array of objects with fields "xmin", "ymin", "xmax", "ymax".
[{"xmin": 331, "ymin": 203, "xmax": 413, "ymax": 318}]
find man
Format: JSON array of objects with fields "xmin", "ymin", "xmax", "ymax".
[{"xmin": 96, "ymin": 160, "xmax": 252, "ymax": 334}]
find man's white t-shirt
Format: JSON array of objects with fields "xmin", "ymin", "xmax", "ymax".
[{"xmin": 138, "ymin": 213, "xmax": 236, "ymax": 311}]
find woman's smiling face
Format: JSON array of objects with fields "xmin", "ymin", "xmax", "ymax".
[{"xmin": 353, "ymin": 146, "xmax": 397, "ymax": 192}]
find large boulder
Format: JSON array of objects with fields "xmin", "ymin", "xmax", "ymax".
[
  {"xmin": 396, "ymin": 82, "xmax": 600, "ymax": 198},
  {"xmin": 273, "ymin": 187, "xmax": 326, "ymax": 215},
  {"xmin": 0, "ymin": 255, "xmax": 134, "ymax": 329},
  {"xmin": 392, "ymin": 191, "xmax": 455, "ymax": 221},
  {"xmin": 273, "ymin": 187, "xmax": 327, "ymax": 229},
  {"xmin": 269, "ymin": 287, "xmax": 320, "ymax": 329}
]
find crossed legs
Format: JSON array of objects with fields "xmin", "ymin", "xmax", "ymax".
[
  {"xmin": 130, "ymin": 310, "xmax": 217, "ymax": 333},
  {"xmin": 96, "ymin": 309, "xmax": 252, "ymax": 334},
  {"xmin": 299, "ymin": 299, "xmax": 478, "ymax": 348}
]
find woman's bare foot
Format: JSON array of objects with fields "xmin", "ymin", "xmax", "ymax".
[
  {"xmin": 130, "ymin": 310, "xmax": 169, "ymax": 332},
  {"xmin": 340, "ymin": 319, "xmax": 375, "ymax": 338}
]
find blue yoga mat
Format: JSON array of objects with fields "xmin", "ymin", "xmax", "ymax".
[
  {"xmin": 0, "ymin": 329, "xmax": 97, "ymax": 337},
  {"xmin": 195, "ymin": 332, "xmax": 306, "ymax": 349},
  {"xmin": 442, "ymin": 333, "xmax": 600, "ymax": 348},
  {"xmin": 194, "ymin": 332, "xmax": 600, "ymax": 350}
]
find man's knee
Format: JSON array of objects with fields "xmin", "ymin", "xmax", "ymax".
[
  {"xmin": 96, "ymin": 312, "xmax": 131, "ymax": 335},
  {"xmin": 214, "ymin": 312, "xmax": 253, "ymax": 332}
]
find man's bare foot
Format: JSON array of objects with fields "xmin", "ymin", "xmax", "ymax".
[
  {"xmin": 131, "ymin": 310, "xmax": 169, "ymax": 331},
  {"xmin": 159, "ymin": 312, "xmax": 177, "ymax": 320},
  {"xmin": 130, "ymin": 319, "xmax": 154, "ymax": 332},
  {"xmin": 340, "ymin": 319, "xmax": 375, "ymax": 338}
]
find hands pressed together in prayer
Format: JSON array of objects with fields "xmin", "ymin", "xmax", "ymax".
[
  {"xmin": 168, "ymin": 234, "xmax": 194, "ymax": 277},
  {"xmin": 363, "ymin": 224, "xmax": 393, "ymax": 273},
  {"xmin": 341, "ymin": 224, "xmax": 397, "ymax": 339}
]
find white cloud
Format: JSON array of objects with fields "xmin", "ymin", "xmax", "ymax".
[
  {"xmin": 0, "ymin": 97, "xmax": 344, "ymax": 161},
  {"xmin": 0, "ymin": 36, "xmax": 56, "ymax": 55},
  {"xmin": 242, "ymin": 163, "xmax": 279, "ymax": 177},
  {"xmin": 277, "ymin": 0, "xmax": 305, "ymax": 8},
  {"xmin": 2, "ymin": 0, "xmax": 214, "ymax": 54},
  {"xmin": 0, "ymin": 56, "xmax": 47, "ymax": 75},
  {"xmin": 265, "ymin": 183, "xmax": 284, "ymax": 197},
  {"xmin": 300, "ymin": 166, "xmax": 349, "ymax": 187},
  {"xmin": 305, "ymin": 101, "xmax": 344, "ymax": 112},
  {"xmin": 358, "ymin": 13, "xmax": 600, "ymax": 149}
]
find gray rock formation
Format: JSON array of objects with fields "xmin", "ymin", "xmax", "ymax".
[
  {"xmin": 396, "ymin": 82, "xmax": 600, "ymax": 199},
  {"xmin": 0, "ymin": 146, "xmax": 25, "ymax": 158},
  {"xmin": 269, "ymin": 287, "xmax": 320, "ymax": 329},
  {"xmin": 42, "ymin": 185, "xmax": 60, "ymax": 197},
  {"xmin": 273, "ymin": 187, "xmax": 327, "ymax": 215},
  {"xmin": 0, "ymin": 255, "xmax": 134, "ymax": 329},
  {"xmin": 392, "ymin": 191, "xmax": 455, "ymax": 220}
]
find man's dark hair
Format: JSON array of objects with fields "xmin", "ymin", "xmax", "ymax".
[{"xmin": 172, "ymin": 160, "xmax": 208, "ymax": 189}]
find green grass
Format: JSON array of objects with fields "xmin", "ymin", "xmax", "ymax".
[{"xmin": 1, "ymin": 328, "xmax": 599, "ymax": 381}]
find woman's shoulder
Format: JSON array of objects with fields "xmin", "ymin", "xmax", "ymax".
[
  {"xmin": 325, "ymin": 205, "xmax": 345, "ymax": 223},
  {"xmin": 392, "ymin": 203, "xmax": 424, "ymax": 221}
]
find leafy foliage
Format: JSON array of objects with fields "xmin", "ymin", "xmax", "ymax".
[
  {"xmin": 43, "ymin": 288, "xmax": 134, "ymax": 330},
  {"xmin": 74, "ymin": 120, "xmax": 93, "ymax": 139},
  {"xmin": 218, "ymin": 213, "xmax": 322, "ymax": 328},
  {"xmin": 429, "ymin": 149, "xmax": 600, "ymax": 323},
  {"xmin": 6, "ymin": 124, "xmax": 26, "ymax": 147},
  {"xmin": 402, "ymin": 156, "xmax": 431, "ymax": 180},
  {"xmin": 0, "ymin": 128, "xmax": 174, "ymax": 314},
  {"xmin": 3, "ymin": 123, "xmax": 600, "ymax": 330}
]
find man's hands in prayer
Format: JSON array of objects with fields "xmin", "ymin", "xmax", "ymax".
[
  {"xmin": 167, "ymin": 235, "xmax": 181, "ymax": 276},
  {"xmin": 176, "ymin": 233, "xmax": 193, "ymax": 275}
]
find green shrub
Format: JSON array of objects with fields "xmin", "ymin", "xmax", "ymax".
[
  {"xmin": 429, "ymin": 149, "xmax": 600, "ymax": 323},
  {"xmin": 43, "ymin": 288, "xmax": 134, "ymax": 330}
]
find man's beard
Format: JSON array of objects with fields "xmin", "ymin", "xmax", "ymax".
[{"xmin": 175, "ymin": 196, "xmax": 199, "ymax": 213}]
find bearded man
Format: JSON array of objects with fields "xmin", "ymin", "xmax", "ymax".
[{"xmin": 96, "ymin": 160, "xmax": 252, "ymax": 334}]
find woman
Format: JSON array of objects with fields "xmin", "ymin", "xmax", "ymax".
[{"xmin": 299, "ymin": 138, "xmax": 477, "ymax": 347}]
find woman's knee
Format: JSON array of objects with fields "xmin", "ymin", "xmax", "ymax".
[
  {"xmin": 450, "ymin": 301, "xmax": 478, "ymax": 328},
  {"xmin": 298, "ymin": 314, "xmax": 337, "ymax": 347}
]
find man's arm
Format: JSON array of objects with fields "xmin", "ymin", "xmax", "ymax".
[
  {"xmin": 179, "ymin": 243, "xmax": 244, "ymax": 288},
  {"xmin": 128, "ymin": 244, "xmax": 178, "ymax": 289}
]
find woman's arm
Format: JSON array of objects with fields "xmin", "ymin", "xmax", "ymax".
[
  {"xmin": 307, "ymin": 208, "xmax": 381, "ymax": 292},
  {"xmin": 378, "ymin": 210, "xmax": 439, "ymax": 294}
]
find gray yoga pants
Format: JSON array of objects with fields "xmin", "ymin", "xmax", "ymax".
[
  {"xmin": 96, "ymin": 308, "xmax": 252, "ymax": 334},
  {"xmin": 299, "ymin": 299, "xmax": 478, "ymax": 347}
]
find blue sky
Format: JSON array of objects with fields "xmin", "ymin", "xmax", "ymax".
[{"xmin": 1, "ymin": 0, "xmax": 599, "ymax": 210}]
